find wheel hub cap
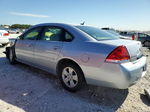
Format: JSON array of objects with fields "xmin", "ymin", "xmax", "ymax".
[{"xmin": 62, "ymin": 67, "xmax": 78, "ymax": 88}]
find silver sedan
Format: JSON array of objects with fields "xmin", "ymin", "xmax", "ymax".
[{"xmin": 7, "ymin": 23, "xmax": 147, "ymax": 92}]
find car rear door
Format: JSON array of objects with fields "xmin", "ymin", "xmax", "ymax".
[
  {"xmin": 33, "ymin": 26, "xmax": 64, "ymax": 73},
  {"xmin": 15, "ymin": 27, "xmax": 43, "ymax": 64}
]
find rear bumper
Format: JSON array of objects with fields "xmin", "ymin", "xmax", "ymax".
[
  {"xmin": 119, "ymin": 56, "xmax": 147, "ymax": 88},
  {"xmin": 81, "ymin": 56, "xmax": 147, "ymax": 89}
]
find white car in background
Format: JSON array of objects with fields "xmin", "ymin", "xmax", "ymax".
[{"xmin": 0, "ymin": 28, "xmax": 9, "ymax": 46}]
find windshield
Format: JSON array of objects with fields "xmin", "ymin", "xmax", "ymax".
[{"xmin": 76, "ymin": 26, "xmax": 119, "ymax": 40}]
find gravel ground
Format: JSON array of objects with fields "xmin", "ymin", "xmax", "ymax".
[{"xmin": 0, "ymin": 42, "xmax": 150, "ymax": 112}]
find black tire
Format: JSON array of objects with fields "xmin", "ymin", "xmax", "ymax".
[
  {"xmin": 9, "ymin": 47, "xmax": 17, "ymax": 64},
  {"xmin": 58, "ymin": 63, "xmax": 85, "ymax": 92},
  {"xmin": 5, "ymin": 47, "xmax": 10, "ymax": 59}
]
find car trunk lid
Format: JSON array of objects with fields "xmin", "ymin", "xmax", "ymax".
[{"xmin": 99, "ymin": 39, "xmax": 143, "ymax": 62}]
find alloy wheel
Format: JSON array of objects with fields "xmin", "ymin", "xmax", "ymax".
[{"xmin": 62, "ymin": 67, "xmax": 78, "ymax": 88}]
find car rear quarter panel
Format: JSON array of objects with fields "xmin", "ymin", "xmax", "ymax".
[
  {"xmin": 58, "ymin": 40, "xmax": 146, "ymax": 89},
  {"xmin": 58, "ymin": 41, "xmax": 117, "ymax": 84}
]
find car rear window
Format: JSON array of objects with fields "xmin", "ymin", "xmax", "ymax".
[{"xmin": 76, "ymin": 26, "xmax": 119, "ymax": 40}]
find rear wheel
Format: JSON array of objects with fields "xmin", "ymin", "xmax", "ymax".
[
  {"xmin": 58, "ymin": 63, "xmax": 85, "ymax": 92},
  {"xmin": 9, "ymin": 47, "xmax": 17, "ymax": 64}
]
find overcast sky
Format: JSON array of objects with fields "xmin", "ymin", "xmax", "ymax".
[{"xmin": 0, "ymin": 0, "xmax": 150, "ymax": 31}]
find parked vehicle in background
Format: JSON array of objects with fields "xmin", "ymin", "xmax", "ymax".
[
  {"xmin": 20, "ymin": 29, "xmax": 27, "ymax": 33},
  {"xmin": 0, "ymin": 28, "xmax": 9, "ymax": 46},
  {"xmin": 119, "ymin": 31, "xmax": 137, "ymax": 40},
  {"xmin": 6, "ymin": 23, "xmax": 147, "ymax": 92},
  {"xmin": 8, "ymin": 29, "xmax": 20, "ymax": 34},
  {"xmin": 101, "ymin": 28, "xmax": 130, "ymax": 40},
  {"xmin": 137, "ymin": 33, "xmax": 150, "ymax": 47}
]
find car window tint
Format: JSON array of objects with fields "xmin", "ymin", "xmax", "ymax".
[
  {"xmin": 41, "ymin": 27, "xmax": 63, "ymax": 41},
  {"xmin": 76, "ymin": 26, "xmax": 119, "ymax": 40},
  {"xmin": 139, "ymin": 33, "xmax": 147, "ymax": 37},
  {"xmin": 23, "ymin": 27, "xmax": 42, "ymax": 40},
  {"xmin": 64, "ymin": 32, "xmax": 73, "ymax": 42}
]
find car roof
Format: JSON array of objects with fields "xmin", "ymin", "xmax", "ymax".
[
  {"xmin": 33, "ymin": 23, "xmax": 73, "ymax": 28},
  {"xmin": 32, "ymin": 23, "xmax": 98, "ymax": 29},
  {"xmin": 21, "ymin": 23, "xmax": 96, "ymax": 42}
]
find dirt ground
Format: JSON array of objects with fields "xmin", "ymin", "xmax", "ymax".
[{"xmin": 0, "ymin": 45, "xmax": 150, "ymax": 112}]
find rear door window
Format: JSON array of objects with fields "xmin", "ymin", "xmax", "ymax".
[
  {"xmin": 64, "ymin": 32, "xmax": 74, "ymax": 42},
  {"xmin": 40, "ymin": 27, "xmax": 63, "ymax": 41}
]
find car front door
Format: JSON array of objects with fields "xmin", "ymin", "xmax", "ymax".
[
  {"xmin": 15, "ymin": 27, "xmax": 43, "ymax": 64},
  {"xmin": 34, "ymin": 26, "xmax": 64, "ymax": 73}
]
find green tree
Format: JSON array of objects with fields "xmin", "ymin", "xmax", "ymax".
[{"xmin": 10, "ymin": 24, "xmax": 32, "ymax": 29}]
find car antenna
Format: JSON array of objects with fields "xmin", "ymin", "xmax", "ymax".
[{"xmin": 80, "ymin": 21, "xmax": 85, "ymax": 25}]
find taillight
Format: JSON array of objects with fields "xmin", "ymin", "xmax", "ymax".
[
  {"xmin": 105, "ymin": 45, "xmax": 130, "ymax": 63},
  {"xmin": 132, "ymin": 35, "xmax": 135, "ymax": 40},
  {"xmin": 3, "ymin": 33, "xmax": 9, "ymax": 36}
]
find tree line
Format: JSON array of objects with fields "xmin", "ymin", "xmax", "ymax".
[
  {"xmin": 0, "ymin": 24, "xmax": 32, "ymax": 29},
  {"xmin": 10, "ymin": 24, "xmax": 32, "ymax": 29}
]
